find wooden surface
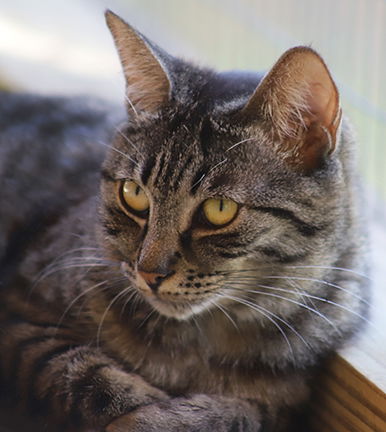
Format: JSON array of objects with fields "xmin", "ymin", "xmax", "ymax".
[
  {"xmin": 311, "ymin": 355, "xmax": 386, "ymax": 432},
  {"xmin": 310, "ymin": 220, "xmax": 386, "ymax": 431}
]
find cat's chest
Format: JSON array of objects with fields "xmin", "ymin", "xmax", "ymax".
[
  {"xmin": 118, "ymin": 334, "xmax": 261, "ymax": 398},
  {"xmin": 114, "ymin": 332, "xmax": 308, "ymax": 408},
  {"xmin": 96, "ymin": 308, "xmax": 246, "ymax": 392},
  {"xmin": 93, "ymin": 307, "xmax": 302, "ymax": 404}
]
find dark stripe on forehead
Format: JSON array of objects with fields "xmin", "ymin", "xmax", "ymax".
[
  {"xmin": 199, "ymin": 117, "xmax": 213, "ymax": 158},
  {"xmin": 170, "ymin": 155, "xmax": 194, "ymax": 191},
  {"xmin": 153, "ymin": 151, "xmax": 167, "ymax": 187},
  {"xmin": 140, "ymin": 154, "xmax": 156, "ymax": 185},
  {"xmin": 254, "ymin": 206, "xmax": 321, "ymax": 237}
]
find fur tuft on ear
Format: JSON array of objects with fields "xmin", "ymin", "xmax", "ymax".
[
  {"xmin": 105, "ymin": 10, "xmax": 171, "ymax": 114},
  {"xmin": 242, "ymin": 47, "xmax": 341, "ymax": 173}
]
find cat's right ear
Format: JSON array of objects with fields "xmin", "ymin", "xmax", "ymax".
[
  {"xmin": 105, "ymin": 10, "xmax": 171, "ymax": 115},
  {"xmin": 239, "ymin": 47, "xmax": 341, "ymax": 174}
]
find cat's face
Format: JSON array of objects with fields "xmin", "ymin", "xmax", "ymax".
[
  {"xmin": 99, "ymin": 12, "xmax": 342, "ymax": 320},
  {"xmin": 100, "ymin": 110, "xmax": 337, "ymax": 320}
]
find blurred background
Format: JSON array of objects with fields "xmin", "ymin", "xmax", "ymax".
[{"xmin": 1, "ymin": 0, "xmax": 385, "ymax": 219}]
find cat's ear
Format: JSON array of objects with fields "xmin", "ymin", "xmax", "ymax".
[
  {"xmin": 105, "ymin": 10, "xmax": 171, "ymax": 114},
  {"xmin": 241, "ymin": 47, "xmax": 341, "ymax": 173}
]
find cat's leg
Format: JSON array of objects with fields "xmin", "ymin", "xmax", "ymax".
[
  {"xmin": 106, "ymin": 394, "xmax": 262, "ymax": 432},
  {"xmin": 0, "ymin": 315, "xmax": 169, "ymax": 431}
]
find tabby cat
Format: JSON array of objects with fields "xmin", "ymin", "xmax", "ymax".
[{"xmin": 0, "ymin": 10, "xmax": 369, "ymax": 432}]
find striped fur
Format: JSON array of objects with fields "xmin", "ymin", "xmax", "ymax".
[{"xmin": 0, "ymin": 11, "xmax": 369, "ymax": 432}]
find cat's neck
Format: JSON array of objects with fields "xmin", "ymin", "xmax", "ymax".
[{"xmin": 89, "ymin": 291, "xmax": 266, "ymax": 368}]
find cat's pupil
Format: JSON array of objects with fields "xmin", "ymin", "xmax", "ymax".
[
  {"xmin": 219, "ymin": 199, "xmax": 224, "ymax": 212},
  {"xmin": 135, "ymin": 185, "xmax": 141, "ymax": 196}
]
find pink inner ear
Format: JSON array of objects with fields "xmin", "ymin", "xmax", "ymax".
[
  {"xmin": 306, "ymin": 82, "xmax": 337, "ymax": 128},
  {"xmin": 302, "ymin": 56, "xmax": 339, "ymax": 128}
]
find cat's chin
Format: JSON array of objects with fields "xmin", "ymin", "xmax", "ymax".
[{"xmin": 145, "ymin": 296, "xmax": 211, "ymax": 320}]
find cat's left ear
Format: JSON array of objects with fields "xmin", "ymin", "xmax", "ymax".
[
  {"xmin": 241, "ymin": 47, "xmax": 341, "ymax": 173},
  {"xmin": 105, "ymin": 10, "xmax": 172, "ymax": 114}
]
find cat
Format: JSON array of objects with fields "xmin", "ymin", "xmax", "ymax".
[{"xmin": 0, "ymin": 9, "xmax": 370, "ymax": 432}]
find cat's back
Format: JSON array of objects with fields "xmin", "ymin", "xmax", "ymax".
[{"xmin": 0, "ymin": 91, "xmax": 122, "ymax": 277}]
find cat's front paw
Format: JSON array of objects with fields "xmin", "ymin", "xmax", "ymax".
[{"xmin": 105, "ymin": 394, "xmax": 261, "ymax": 432}]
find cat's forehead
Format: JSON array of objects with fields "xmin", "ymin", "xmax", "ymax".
[
  {"xmin": 125, "ymin": 117, "xmax": 282, "ymax": 202},
  {"xmin": 107, "ymin": 95, "xmax": 292, "ymax": 203}
]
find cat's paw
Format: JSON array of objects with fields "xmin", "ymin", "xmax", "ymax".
[{"xmin": 105, "ymin": 394, "xmax": 261, "ymax": 432}]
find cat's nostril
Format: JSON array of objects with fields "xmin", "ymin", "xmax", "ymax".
[
  {"xmin": 148, "ymin": 281, "xmax": 161, "ymax": 293},
  {"xmin": 138, "ymin": 270, "xmax": 164, "ymax": 286},
  {"xmin": 138, "ymin": 269, "xmax": 175, "ymax": 292}
]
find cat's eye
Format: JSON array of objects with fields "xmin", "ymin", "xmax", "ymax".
[
  {"xmin": 202, "ymin": 198, "xmax": 238, "ymax": 226},
  {"xmin": 120, "ymin": 180, "xmax": 149, "ymax": 214}
]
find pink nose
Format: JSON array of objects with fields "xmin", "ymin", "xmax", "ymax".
[{"xmin": 138, "ymin": 270, "xmax": 167, "ymax": 292}]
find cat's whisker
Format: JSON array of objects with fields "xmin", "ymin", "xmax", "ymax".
[
  {"xmin": 96, "ymin": 286, "xmax": 134, "ymax": 347},
  {"xmin": 191, "ymin": 158, "xmax": 229, "ymax": 191},
  {"xmin": 119, "ymin": 288, "xmax": 139, "ymax": 318},
  {"xmin": 38, "ymin": 255, "xmax": 114, "ymax": 273},
  {"xmin": 74, "ymin": 284, "xmax": 117, "ymax": 321},
  {"xmin": 47, "ymin": 247, "xmax": 102, "ymax": 265},
  {"xmin": 219, "ymin": 292, "xmax": 315, "ymax": 355},
  {"xmin": 129, "ymin": 287, "xmax": 144, "ymax": 315},
  {"xmin": 218, "ymin": 292, "xmax": 297, "ymax": 359},
  {"xmin": 138, "ymin": 307, "xmax": 157, "ymax": 329},
  {"xmin": 54, "ymin": 280, "xmax": 111, "ymax": 332},
  {"xmin": 190, "ymin": 173, "xmax": 206, "ymax": 191},
  {"xmin": 41, "ymin": 257, "xmax": 116, "ymax": 272},
  {"xmin": 123, "ymin": 93, "xmax": 139, "ymax": 117},
  {"xmin": 34, "ymin": 249, "xmax": 104, "ymax": 276},
  {"xmin": 41, "ymin": 259, "xmax": 118, "ymax": 275},
  {"xmin": 115, "ymin": 127, "xmax": 141, "ymax": 155},
  {"xmin": 33, "ymin": 262, "xmax": 113, "ymax": 287},
  {"xmin": 29, "ymin": 256, "xmax": 121, "ymax": 304},
  {"xmin": 222, "ymin": 274, "xmax": 370, "ymax": 306},
  {"xmin": 207, "ymin": 158, "xmax": 228, "ymax": 175},
  {"xmin": 286, "ymin": 265, "xmax": 371, "ymax": 280},
  {"xmin": 286, "ymin": 278, "xmax": 321, "ymax": 317},
  {"xmin": 223, "ymin": 283, "xmax": 374, "ymax": 331},
  {"xmin": 225, "ymin": 137, "xmax": 256, "ymax": 152},
  {"xmin": 39, "ymin": 253, "xmax": 109, "ymax": 274},
  {"xmin": 265, "ymin": 275, "xmax": 370, "ymax": 305},
  {"xmin": 65, "ymin": 277, "xmax": 128, "ymax": 325},
  {"xmin": 210, "ymin": 297, "xmax": 240, "ymax": 333},
  {"xmin": 97, "ymin": 140, "xmax": 140, "ymax": 167},
  {"xmin": 217, "ymin": 265, "xmax": 370, "ymax": 280},
  {"xmin": 221, "ymin": 282, "xmax": 340, "ymax": 333},
  {"xmin": 190, "ymin": 312, "xmax": 204, "ymax": 337}
]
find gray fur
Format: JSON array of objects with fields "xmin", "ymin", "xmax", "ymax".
[{"xmin": 0, "ymin": 12, "xmax": 369, "ymax": 432}]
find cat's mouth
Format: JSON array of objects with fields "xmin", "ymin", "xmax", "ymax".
[{"xmin": 136, "ymin": 284, "xmax": 214, "ymax": 320}]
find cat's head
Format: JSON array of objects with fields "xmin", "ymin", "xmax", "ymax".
[{"xmin": 99, "ymin": 11, "xmax": 343, "ymax": 320}]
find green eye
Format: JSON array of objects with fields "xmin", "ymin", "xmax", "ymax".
[
  {"xmin": 202, "ymin": 198, "xmax": 238, "ymax": 226},
  {"xmin": 120, "ymin": 180, "xmax": 149, "ymax": 213}
]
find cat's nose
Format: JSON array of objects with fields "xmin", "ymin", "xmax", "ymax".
[{"xmin": 138, "ymin": 269, "xmax": 171, "ymax": 292}]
